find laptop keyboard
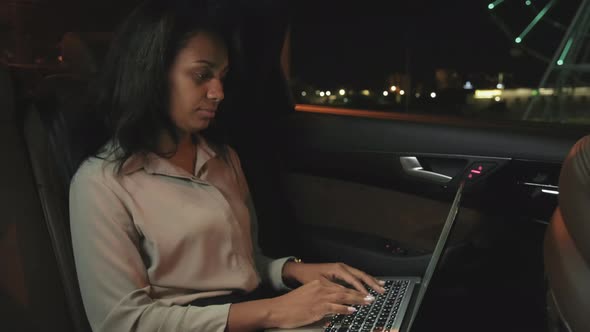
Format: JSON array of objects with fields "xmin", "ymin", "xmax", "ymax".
[{"xmin": 324, "ymin": 280, "xmax": 410, "ymax": 332}]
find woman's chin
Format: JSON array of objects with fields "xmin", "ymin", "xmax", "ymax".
[{"xmin": 189, "ymin": 119, "xmax": 212, "ymax": 133}]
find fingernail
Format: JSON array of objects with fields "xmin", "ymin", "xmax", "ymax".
[
  {"xmin": 364, "ymin": 295, "xmax": 375, "ymax": 302},
  {"xmin": 379, "ymin": 280, "xmax": 386, "ymax": 285},
  {"xmin": 380, "ymin": 287, "xmax": 386, "ymax": 293},
  {"xmin": 348, "ymin": 306, "xmax": 357, "ymax": 313}
]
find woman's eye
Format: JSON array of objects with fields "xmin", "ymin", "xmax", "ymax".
[{"xmin": 194, "ymin": 71, "xmax": 213, "ymax": 82}]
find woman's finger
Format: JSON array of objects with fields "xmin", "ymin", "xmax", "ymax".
[
  {"xmin": 328, "ymin": 265, "xmax": 370, "ymax": 295},
  {"xmin": 326, "ymin": 287, "xmax": 374, "ymax": 306},
  {"xmin": 322, "ymin": 303, "xmax": 360, "ymax": 316},
  {"xmin": 343, "ymin": 265, "xmax": 386, "ymax": 294}
]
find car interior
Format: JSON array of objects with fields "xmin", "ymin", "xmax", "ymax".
[{"xmin": 1, "ymin": 1, "xmax": 589, "ymax": 332}]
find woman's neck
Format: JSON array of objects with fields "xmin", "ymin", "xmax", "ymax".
[{"xmin": 158, "ymin": 131, "xmax": 198, "ymax": 175}]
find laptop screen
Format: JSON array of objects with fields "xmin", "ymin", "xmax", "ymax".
[{"xmin": 406, "ymin": 180, "xmax": 466, "ymax": 331}]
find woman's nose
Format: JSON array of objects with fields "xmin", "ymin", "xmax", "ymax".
[{"xmin": 206, "ymin": 79, "xmax": 224, "ymax": 102}]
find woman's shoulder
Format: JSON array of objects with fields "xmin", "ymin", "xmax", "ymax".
[
  {"xmin": 70, "ymin": 154, "xmax": 119, "ymax": 191},
  {"xmin": 72, "ymin": 140, "xmax": 122, "ymax": 181}
]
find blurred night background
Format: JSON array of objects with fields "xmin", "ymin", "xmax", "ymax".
[{"xmin": 1, "ymin": 0, "xmax": 589, "ymax": 124}]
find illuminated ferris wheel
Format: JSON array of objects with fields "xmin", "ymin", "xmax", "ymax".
[{"xmin": 487, "ymin": 0, "xmax": 590, "ymax": 121}]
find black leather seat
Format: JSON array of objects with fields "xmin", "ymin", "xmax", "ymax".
[
  {"xmin": 0, "ymin": 30, "xmax": 110, "ymax": 332},
  {"xmin": 1, "ymin": 63, "xmax": 77, "ymax": 331},
  {"xmin": 22, "ymin": 73, "xmax": 94, "ymax": 332},
  {"xmin": 545, "ymin": 134, "xmax": 590, "ymax": 332},
  {"xmin": 11, "ymin": 30, "xmax": 107, "ymax": 332}
]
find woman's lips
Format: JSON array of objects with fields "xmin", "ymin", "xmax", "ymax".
[{"xmin": 198, "ymin": 109, "xmax": 216, "ymax": 118}]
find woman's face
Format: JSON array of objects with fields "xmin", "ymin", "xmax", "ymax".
[{"xmin": 168, "ymin": 31, "xmax": 229, "ymax": 135}]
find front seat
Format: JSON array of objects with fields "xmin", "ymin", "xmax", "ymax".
[{"xmin": 545, "ymin": 134, "xmax": 590, "ymax": 332}]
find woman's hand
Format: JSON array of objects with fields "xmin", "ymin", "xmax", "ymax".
[
  {"xmin": 229, "ymin": 263, "xmax": 385, "ymax": 331},
  {"xmin": 282, "ymin": 261, "xmax": 386, "ymax": 295},
  {"xmin": 266, "ymin": 279, "xmax": 374, "ymax": 329}
]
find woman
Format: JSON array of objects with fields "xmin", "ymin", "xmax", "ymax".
[{"xmin": 70, "ymin": 1, "xmax": 385, "ymax": 331}]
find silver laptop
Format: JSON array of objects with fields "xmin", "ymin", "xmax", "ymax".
[{"xmin": 267, "ymin": 180, "xmax": 465, "ymax": 332}]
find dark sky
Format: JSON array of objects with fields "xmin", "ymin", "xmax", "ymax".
[
  {"xmin": 289, "ymin": 0, "xmax": 582, "ymax": 88},
  {"xmin": 2, "ymin": 0, "xmax": 581, "ymax": 89}
]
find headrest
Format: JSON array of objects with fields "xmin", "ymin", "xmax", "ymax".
[
  {"xmin": 60, "ymin": 32, "xmax": 97, "ymax": 76},
  {"xmin": 559, "ymin": 134, "xmax": 590, "ymax": 264}
]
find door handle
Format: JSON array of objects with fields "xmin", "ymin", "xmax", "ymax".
[
  {"xmin": 521, "ymin": 182, "xmax": 559, "ymax": 195},
  {"xmin": 400, "ymin": 156, "xmax": 452, "ymax": 184}
]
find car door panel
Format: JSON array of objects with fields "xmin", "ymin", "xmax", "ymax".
[{"xmin": 279, "ymin": 110, "xmax": 585, "ymax": 275}]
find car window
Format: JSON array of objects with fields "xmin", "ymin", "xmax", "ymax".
[
  {"xmin": 0, "ymin": 1, "xmax": 136, "ymax": 70},
  {"xmin": 287, "ymin": 0, "xmax": 590, "ymax": 126}
]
